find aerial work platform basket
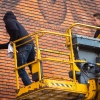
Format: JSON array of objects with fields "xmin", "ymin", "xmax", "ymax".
[{"xmin": 12, "ymin": 23, "xmax": 100, "ymax": 100}]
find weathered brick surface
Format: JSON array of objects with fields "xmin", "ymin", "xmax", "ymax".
[{"xmin": 0, "ymin": 0, "xmax": 100, "ymax": 99}]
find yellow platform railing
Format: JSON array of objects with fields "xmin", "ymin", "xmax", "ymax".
[{"xmin": 12, "ymin": 23, "xmax": 100, "ymax": 91}]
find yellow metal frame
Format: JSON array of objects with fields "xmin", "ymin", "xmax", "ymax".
[{"xmin": 13, "ymin": 23, "xmax": 100, "ymax": 100}]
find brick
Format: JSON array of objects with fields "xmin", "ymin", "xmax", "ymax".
[{"xmin": 0, "ymin": 0, "xmax": 99, "ymax": 99}]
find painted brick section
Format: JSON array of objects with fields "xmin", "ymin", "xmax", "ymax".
[{"xmin": 0, "ymin": 0, "xmax": 100, "ymax": 99}]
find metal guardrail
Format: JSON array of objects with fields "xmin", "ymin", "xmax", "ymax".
[{"xmin": 13, "ymin": 23, "xmax": 100, "ymax": 89}]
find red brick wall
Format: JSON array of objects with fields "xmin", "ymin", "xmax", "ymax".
[{"xmin": 0, "ymin": 0, "xmax": 100, "ymax": 99}]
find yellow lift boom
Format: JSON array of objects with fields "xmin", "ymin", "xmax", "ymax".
[{"xmin": 12, "ymin": 23, "xmax": 100, "ymax": 100}]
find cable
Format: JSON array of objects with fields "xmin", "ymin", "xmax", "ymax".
[{"xmin": 81, "ymin": 66, "xmax": 95, "ymax": 79}]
